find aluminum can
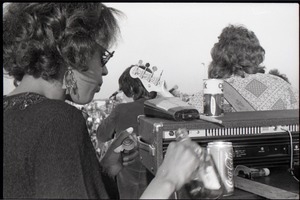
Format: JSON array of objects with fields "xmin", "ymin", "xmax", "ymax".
[
  {"xmin": 203, "ymin": 79, "xmax": 224, "ymax": 117},
  {"xmin": 207, "ymin": 141, "xmax": 234, "ymax": 196}
]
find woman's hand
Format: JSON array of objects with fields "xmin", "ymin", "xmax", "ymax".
[
  {"xmin": 140, "ymin": 139, "xmax": 200, "ymax": 199},
  {"xmin": 157, "ymin": 140, "xmax": 200, "ymax": 190}
]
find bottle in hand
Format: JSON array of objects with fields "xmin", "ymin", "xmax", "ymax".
[{"xmin": 175, "ymin": 128, "xmax": 224, "ymax": 199}]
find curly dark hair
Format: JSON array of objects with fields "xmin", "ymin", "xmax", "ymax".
[
  {"xmin": 269, "ymin": 69, "xmax": 290, "ymax": 84},
  {"xmin": 119, "ymin": 65, "xmax": 157, "ymax": 101},
  {"xmin": 3, "ymin": 3, "xmax": 122, "ymax": 83},
  {"xmin": 208, "ymin": 24, "xmax": 265, "ymax": 79}
]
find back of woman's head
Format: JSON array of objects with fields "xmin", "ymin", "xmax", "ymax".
[
  {"xmin": 119, "ymin": 65, "xmax": 157, "ymax": 101},
  {"xmin": 3, "ymin": 3, "xmax": 121, "ymax": 83},
  {"xmin": 208, "ymin": 24, "xmax": 265, "ymax": 79}
]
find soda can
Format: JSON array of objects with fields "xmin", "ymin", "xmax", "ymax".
[
  {"xmin": 207, "ymin": 141, "xmax": 234, "ymax": 196},
  {"xmin": 203, "ymin": 79, "xmax": 224, "ymax": 117}
]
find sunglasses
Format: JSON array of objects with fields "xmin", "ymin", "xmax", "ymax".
[{"xmin": 101, "ymin": 48, "xmax": 115, "ymax": 66}]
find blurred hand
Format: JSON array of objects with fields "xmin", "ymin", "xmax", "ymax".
[{"xmin": 156, "ymin": 140, "xmax": 201, "ymax": 191}]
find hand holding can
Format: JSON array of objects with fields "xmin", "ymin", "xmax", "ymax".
[{"xmin": 175, "ymin": 128, "xmax": 224, "ymax": 199}]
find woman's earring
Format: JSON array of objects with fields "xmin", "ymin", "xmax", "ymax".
[{"xmin": 62, "ymin": 67, "xmax": 78, "ymax": 95}]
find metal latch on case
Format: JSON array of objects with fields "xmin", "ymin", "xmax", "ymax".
[{"xmin": 137, "ymin": 136, "xmax": 156, "ymax": 157}]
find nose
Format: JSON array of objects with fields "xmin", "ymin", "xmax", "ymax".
[{"xmin": 102, "ymin": 65, "xmax": 108, "ymax": 76}]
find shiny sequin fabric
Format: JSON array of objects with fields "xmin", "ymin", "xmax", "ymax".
[{"xmin": 4, "ymin": 92, "xmax": 46, "ymax": 112}]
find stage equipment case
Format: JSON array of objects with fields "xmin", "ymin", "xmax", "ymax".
[{"xmin": 137, "ymin": 109, "xmax": 299, "ymax": 175}]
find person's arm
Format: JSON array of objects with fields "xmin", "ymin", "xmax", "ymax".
[
  {"xmin": 140, "ymin": 141, "xmax": 200, "ymax": 199},
  {"xmin": 140, "ymin": 173, "xmax": 176, "ymax": 199},
  {"xmin": 97, "ymin": 105, "xmax": 139, "ymax": 173},
  {"xmin": 96, "ymin": 106, "xmax": 119, "ymax": 142},
  {"xmin": 100, "ymin": 127, "xmax": 139, "ymax": 176}
]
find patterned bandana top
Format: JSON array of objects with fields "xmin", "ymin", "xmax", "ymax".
[{"xmin": 188, "ymin": 73, "xmax": 299, "ymax": 113}]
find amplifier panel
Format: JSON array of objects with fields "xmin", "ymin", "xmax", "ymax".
[
  {"xmin": 163, "ymin": 125, "xmax": 299, "ymax": 139},
  {"xmin": 162, "ymin": 133, "xmax": 299, "ymax": 168},
  {"xmin": 138, "ymin": 109, "xmax": 299, "ymax": 174}
]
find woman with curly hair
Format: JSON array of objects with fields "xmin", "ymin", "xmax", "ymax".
[
  {"xmin": 3, "ymin": 3, "xmax": 200, "ymax": 199},
  {"xmin": 188, "ymin": 24, "xmax": 298, "ymax": 112}
]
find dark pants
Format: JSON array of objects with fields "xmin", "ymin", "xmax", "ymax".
[{"xmin": 117, "ymin": 159, "xmax": 153, "ymax": 199}]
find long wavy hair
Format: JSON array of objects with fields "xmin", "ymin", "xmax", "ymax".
[
  {"xmin": 3, "ymin": 3, "xmax": 122, "ymax": 83},
  {"xmin": 119, "ymin": 65, "xmax": 157, "ymax": 101},
  {"xmin": 208, "ymin": 24, "xmax": 265, "ymax": 79}
]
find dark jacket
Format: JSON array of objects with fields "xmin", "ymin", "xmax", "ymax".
[{"xmin": 3, "ymin": 92, "xmax": 109, "ymax": 199}]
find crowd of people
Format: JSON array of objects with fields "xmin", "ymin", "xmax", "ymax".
[{"xmin": 3, "ymin": 2, "xmax": 298, "ymax": 200}]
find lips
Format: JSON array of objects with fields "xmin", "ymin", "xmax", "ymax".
[{"xmin": 95, "ymin": 84, "xmax": 102, "ymax": 93}]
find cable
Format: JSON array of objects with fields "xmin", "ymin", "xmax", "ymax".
[{"xmin": 281, "ymin": 127, "xmax": 299, "ymax": 182}]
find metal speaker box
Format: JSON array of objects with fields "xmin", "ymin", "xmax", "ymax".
[{"xmin": 137, "ymin": 109, "xmax": 299, "ymax": 175}]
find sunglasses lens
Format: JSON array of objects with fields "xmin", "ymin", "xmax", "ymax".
[{"xmin": 101, "ymin": 50, "xmax": 114, "ymax": 66}]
